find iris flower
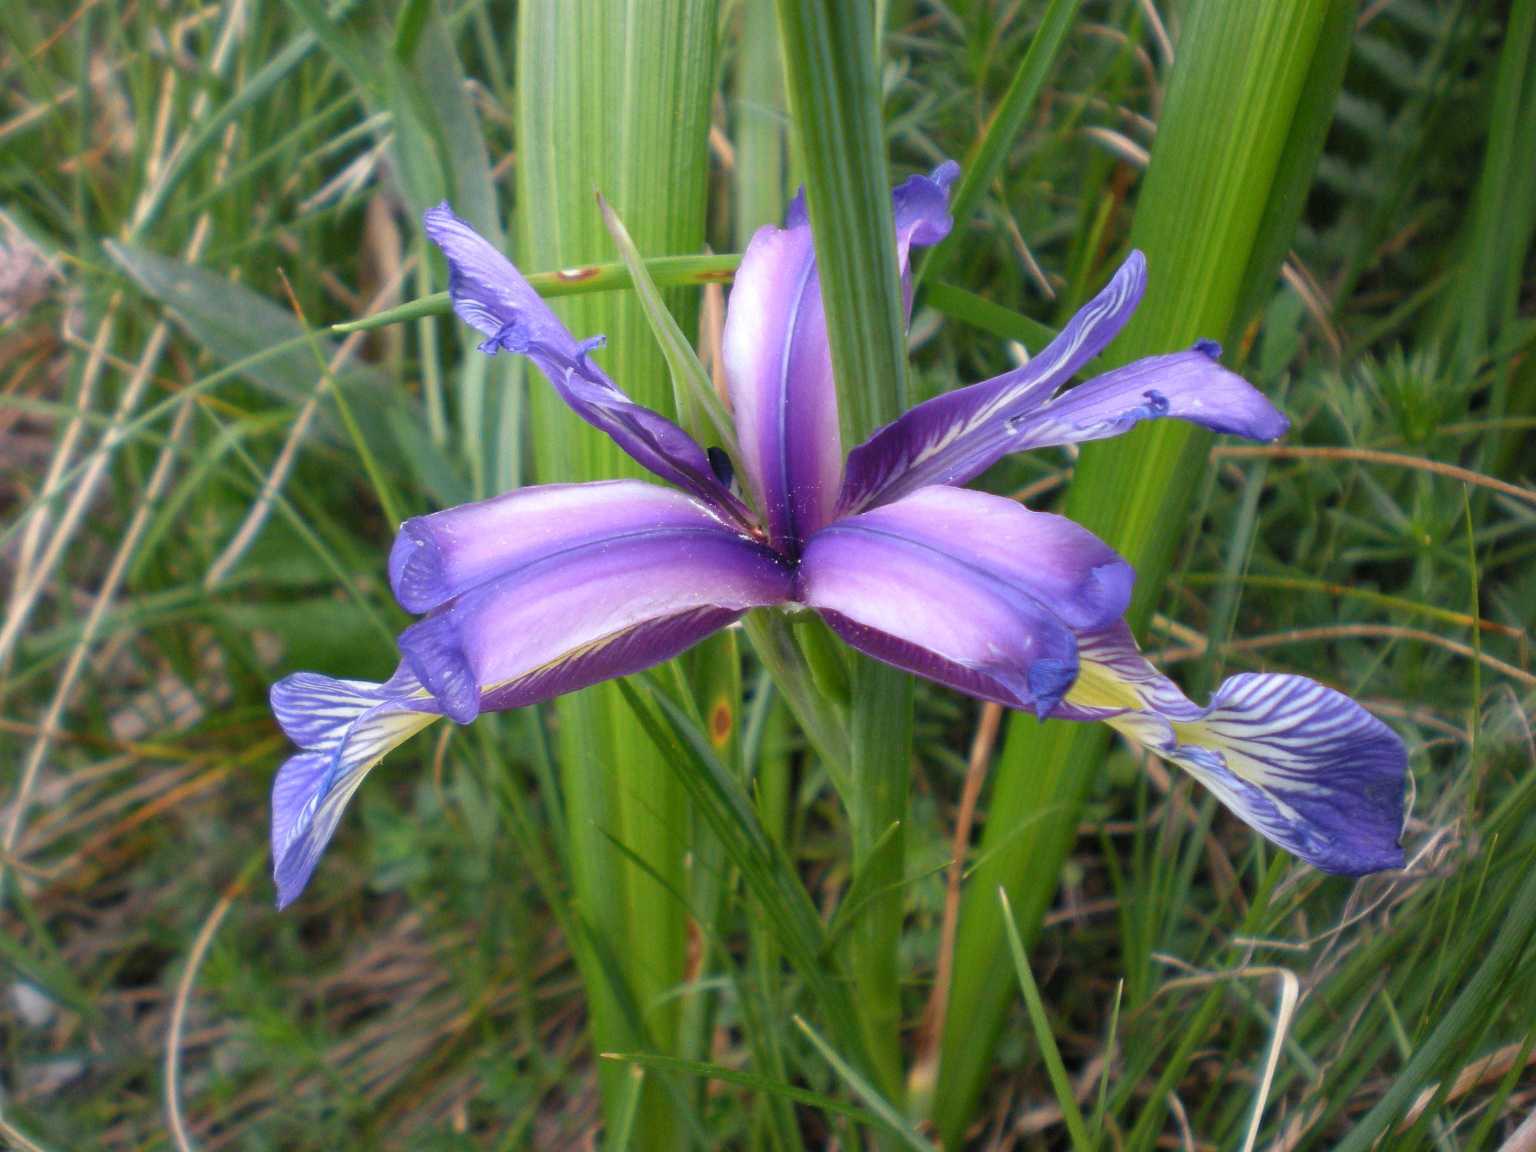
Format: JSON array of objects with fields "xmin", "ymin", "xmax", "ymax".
[{"xmin": 269, "ymin": 164, "xmax": 1405, "ymax": 908}]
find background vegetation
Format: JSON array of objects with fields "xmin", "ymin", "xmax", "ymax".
[{"xmin": 2, "ymin": 0, "xmax": 1533, "ymax": 1148}]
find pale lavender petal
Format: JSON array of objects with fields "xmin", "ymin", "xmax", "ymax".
[
  {"xmin": 1055, "ymin": 623, "xmax": 1406, "ymax": 875},
  {"xmin": 815, "ymin": 486, "xmax": 1133, "ymax": 631},
  {"xmin": 269, "ymin": 670, "xmax": 439, "ymax": 907},
  {"xmin": 723, "ymin": 163, "xmax": 958, "ymax": 553},
  {"xmin": 398, "ymin": 525, "xmax": 793, "ymax": 723},
  {"xmin": 723, "ymin": 221, "xmax": 839, "ymax": 550},
  {"xmin": 796, "ymin": 504, "xmax": 1082, "ymax": 716},
  {"xmin": 423, "ymin": 203, "xmax": 748, "ymax": 522},
  {"xmin": 388, "ymin": 479, "xmax": 741, "ymax": 613},
  {"xmin": 839, "ymin": 251, "xmax": 1148, "ymax": 512},
  {"xmin": 1002, "ymin": 344, "xmax": 1289, "ymax": 452}
]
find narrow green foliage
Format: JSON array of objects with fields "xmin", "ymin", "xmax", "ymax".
[
  {"xmin": 615, "ymin": 678, "xmax": 872, "ymax": 1069},
  {"xmin": 998, "ymin": 888, "xmax": 1094, "ymax": 1152},
  {"xmin": 919, "ymin": 0, "xmax": 1084, "ymax": 287},
  {"xmin": 1332, "ymin": 848, "xmax": 1536, "ymax": 1151},
  {"xmin": 774, "ymin": 0, "xmax": 916, "ymax": 1101},
  {"xmin": 794, "ymin": 1016, "xmax": 938, "ymax": 1152},
  {"xmin": 599, "ymin": 195, "xmax": 741, "ymax": 463},
  {"xmin": 604, "ymin": 1051, "xmax": 882, "ymax": 1128},
  {"xmin": 773, "ymin": 0, "xmax": 908, "ymax": 441},
  {"xmin": 331, "ymin": 254, "xmax": 743, "ymax": 333},
  {"xmin": 935, "ymin": 2, "xmax": 1356, "ymax": 1141},
  {"xmin": 515, "ymin": 3, "xmax": 720, "ymax": 1143}
]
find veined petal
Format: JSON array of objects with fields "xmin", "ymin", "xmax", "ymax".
[
  {"xmin": 1057, "ymin": 624, "xmax": 1406, "ymax": 875},
  {"xmin": 796, "ymin": 491, "xmax": 1094, "ymax": 716},
  {"xmin": 839, "ymin": 251, "xmax": 1147, "ymax": 512},
  {"xmin": 269, "ymin": 669, "xmax": 439, "ymax": 908},
  {"xmin": 1001, "ymin": 344, "xmax": 1289, "ymax": 452},
  {"xmin": 423, "ymin": 203, "xmax": 747, "ymax": 522},
  {"xmin": 723, "ymin": 163, "xmax": 958, "ymax": 553},
  {"xmin": 398, "ymin": 522, "xmax": 793, "ymax": 724},
  {"xmin": 388, "ymin": 479, "xmax": 741, "ymax": 614}
]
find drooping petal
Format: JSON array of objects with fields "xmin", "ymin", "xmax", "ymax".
[
  {"xmin": 1055, "ymin": 623, "xmax": 1406, "ymax": 875},
  {"xmin": 795, "ymin": 486, "xmax": 1125, "ymax": 716},
  {"xmin": 269, "ymin": 669, "xmax": 439, "ymax": 908},
  {"xmin": 423, "ymin": 203, "xmax": 747, "ymax": 522},
  {"xmin": 723, "ymin": 163, "xmax": 958, "ymax": 553},
  {"xmin": 839, "ymin": 251, "xmax": 1147, "ymax": 511},
  {"xmin": 388, "ymin": 479, "xmax": 742, "ymax": 614},
  {"xmin": 397, "ymin": 514, "xmax": 794, "ymax": 724}
]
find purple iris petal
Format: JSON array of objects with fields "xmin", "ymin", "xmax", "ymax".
[
  {"xmin": 388, "ymin": 479, "xmax": 741, "ymax": 614},
  {"xmin": 724, "ymin": 163, "xmax": 958, "ymax": 554},
  {"xmin": 1055, "ymin": 623, "xmax": 1406, "ymax": 875},
  {"xmin": 796, "ymin": 489, "xmax": 1100, "ymax": 716},
  {"xmin": 839, "ymin": 251, "xmax": 1148, "ymax": 511},
  {"xmin": 1001, "ymin": 344, "xmax": 1290, "ymax": 452},
  {"xmin": 423, "ymin": 203, "xmax": 748, "ymax": 523},
  {"xmin": 269, "ymin": 669, "xmax": 439, "ymax": 908},
  {"xmin": 398, "ymin": 521, "xmax": 793, "ymax": 724}
]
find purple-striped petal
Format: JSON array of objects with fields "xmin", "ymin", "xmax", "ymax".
[
  {"xmin": 398, "ymin": 517, "xmax": 793, "ymax": 724},
  {"xmin": 269, "ymin": 668, "xmax": 439, "ymax": 908},
  {"xmin": 423, "ymin": 203, "xmax": 748, "ymax": 522},
  {"xmin": 796, "ymin": 487, "xmax": 1118, "ymax": 716},
  {"xmin": 388, "ymin": 479, "xmax": 744, "ymax": 614},
  {"xmin": 1055, "ymin": 623, "xmax": 1406, "ymax": 875},
  {"xmin": 839, "ymin": 251, "xmax": 1148, "ymax": 511},
  {"xmin": 723, "ymin": 163, "xmax": 958, "ymax": 554}
]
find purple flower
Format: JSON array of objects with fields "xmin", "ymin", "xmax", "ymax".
[{"xmin": 268, "ymin": 164, "xmax": 1406, "ymax": 907}]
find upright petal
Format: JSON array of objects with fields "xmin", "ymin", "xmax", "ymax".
[
  {"xmin": 423, "ymin": 203, "xmax": 748, "ymax": 522},
  {"xmin": 794, "ymin": 485, "xmax": 1134, "ymax": 715},
  {"xmin": 270, "ymin": 668, "xmax": 439, "ymax": 908},
  {"xmin": 724, "ymin": 163, "xmax": 958, "ymax": 553},
  {"xmin": 1055, "ymin": 623, "xmax": 1406, "ymax": 875},
  {"xmin": 839, "ymin": 251, "xmax": 1147, "ymax": 511},
  {"xmin": 395, "ymin": 499, "xmax": 794, "ymax": 724}
]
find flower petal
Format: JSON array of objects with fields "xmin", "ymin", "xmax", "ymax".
[
  {"xmin": 1001, "ymin": 344, "xmax": 1289, "ymax": 453},
  {"xmin": 388, "ymin": 479, "xmax": 741, "ymax": 614},
  {"xmin": 398, "ymin": 519, "xmax": 793, "ymax": 724},
  {"xmin": 269, "ymin": 670, "xmax": 438, "ymax": 908},
  {"xmin": 796, "ymin": 490, "xmax": 1098, "ymax": 716},
  {"xmin": 1057, "ymin": 624, "xmax": 1406, "ymax": 875},
  {"xmin": 839, "ymin": 251, "xmax": 1147, "ymax": 511},
  {"xmin": 423, "ymin": 203, "xmax": 747, "ymax": 521},
  {"xmin": 723, "ymin": 163, "xmax": 958, "ymax": 553}
]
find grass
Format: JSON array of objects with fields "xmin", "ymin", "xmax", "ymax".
[{"xmin": 2, "ymin": 0, "xmax": 1534, "ymax": 1149}]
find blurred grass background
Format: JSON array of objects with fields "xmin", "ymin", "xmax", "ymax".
[{"xmin": 2, "ymin": 0, "xmax": 1535, "ymax": 1149}]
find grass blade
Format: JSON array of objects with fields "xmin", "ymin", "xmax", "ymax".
[
  {"xmin": 794, "ymin": 1015, "xmax": 938, "ymax": 1152},
  {"xmin": 997, "ymin": 887, "xmax": 1094, "ymax": 1152},
  {"xmin": 918, "ymin": 0, "xmax": 1084, "ymax": 287}
]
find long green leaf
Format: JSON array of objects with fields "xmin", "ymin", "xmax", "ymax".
[
  {"xmin": 774, "ymin": 0, "xmax": 915, "ymax": 1102},
  {"xmin": 515, "ymin": 5, "xmax": 720, "ymax": 1144},
  {"xmin": 934, "ymin": 2, "xmax": 1356, "ymax": 1142},
  {"xmin": 329, "ymin": 254, "xmax": 743, "ymax": 333},
  {"xmin": 614, "ymin": 678, "xmax": 874, "ymax": 1071}
]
